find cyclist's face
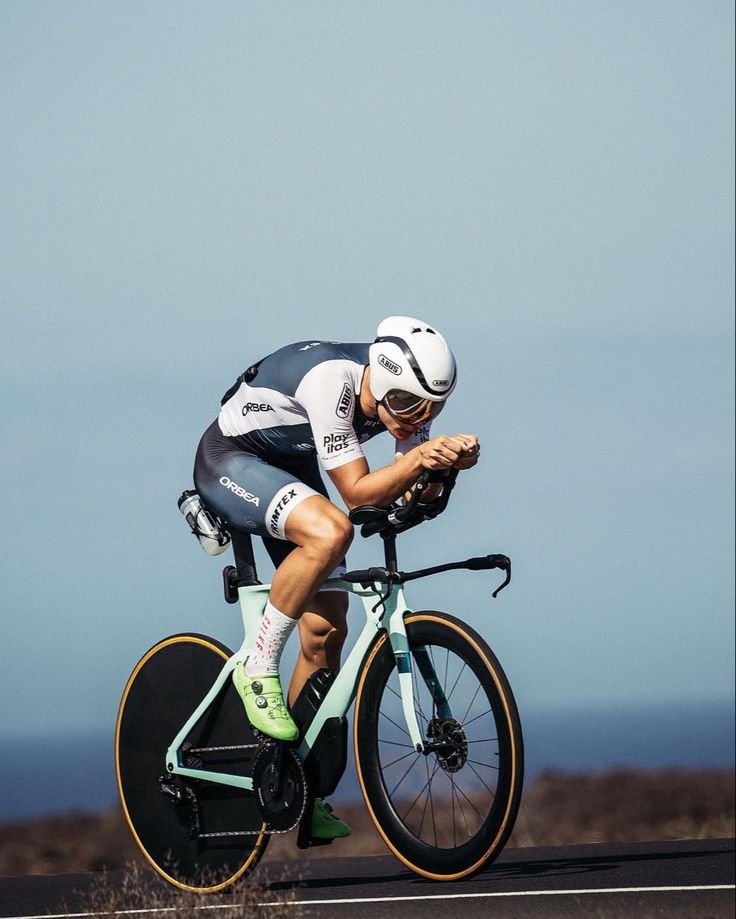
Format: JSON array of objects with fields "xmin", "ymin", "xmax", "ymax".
[{"xmin": 377, "ymin": 402, "xmax": 428, "ymax": 439}]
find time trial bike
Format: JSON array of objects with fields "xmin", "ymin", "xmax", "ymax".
[{"xmin": 115, "ymin": 469, "xmax": 523, "ymax": 892}]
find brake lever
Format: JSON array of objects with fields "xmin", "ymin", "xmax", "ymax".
[{"xmin": 492, "ymin": 559, "xmax": 511, "ymax": 598}]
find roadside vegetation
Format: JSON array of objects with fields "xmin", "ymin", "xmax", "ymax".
[{"xmin": 1, "ymin": 768, "xmax": 733, "ymax": 876}]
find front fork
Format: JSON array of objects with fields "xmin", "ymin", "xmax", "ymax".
[{"xmin": 385, "ymin": 589, "xmax": 452, "ymax": 751}]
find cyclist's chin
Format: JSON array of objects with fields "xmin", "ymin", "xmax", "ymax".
[
  {"xmin": 390, "ymin": 421, "xmax": 418, "ymax": 439},
  {"xmin": 377, "ymin": 405, "xmax": 414, "ymax": 439}
]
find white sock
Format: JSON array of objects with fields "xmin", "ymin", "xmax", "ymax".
[{"xmin": 245, "ymin": 602, "xmax": 297, "ymax": 676}]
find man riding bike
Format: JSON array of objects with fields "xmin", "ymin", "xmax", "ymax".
[{"xmin": 191, "ymin": 316, "xmax": 479, "ymax": 839}]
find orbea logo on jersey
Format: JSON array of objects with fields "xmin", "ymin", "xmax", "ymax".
[
  {"xmin": 335, "ymin": 383, "xmax": 353, "ymax": 419},
  {"xmin": 378, "ymin": 354, "xmax": 401, "ymax": 375},
  {"xmin": 242, "ymin": 402, "xmax": 273, "ymax": 416},
  {"xmin": 219, "ymin": 476, "xmax": 260, "ymax": 506}
]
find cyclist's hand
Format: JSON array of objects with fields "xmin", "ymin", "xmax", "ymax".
[
  {"xmin": 453, "ymin": 434, "xmax": 480, "ymax": 470},
  {"xmin": 418, "ymin": 435, "xmax": 471, "ymax": 470}
]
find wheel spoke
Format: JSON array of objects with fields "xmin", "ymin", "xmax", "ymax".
[
  {"xmin": 398, "ymin": 759, "xmax": 441, "ymax": 823},
  {"xmin": 427, "ymin": 756, "xmax": 439, "ymax": 847},
  {"xmin": 383, "ymin": 749, "xmax": 419, "ymax": 770},
  {"xmin": 446, "ymin": 662, "xmax": 467, "ymax": 704},
  {"xmin": 379, "ymin": 709, "xmax": 412, "ymax": 738},
  {"xmin": 462, "ymin": 707, "xmax": 492, "ymax": 728},
  {"xmin": 465, "ymin": 760, "xmax": 497, "ymax": 796},
  {"xmin": 466, "ymin": 758, "xmax": 499, "ymax": 771},
  {"xmin": 451, "ymin": 775, "xmax": 474, "ymax": 839},
  {"xmin": 453, "ymin": 777, "xmax": 491, "ymax": 821},
  {"xmin": 417, "ymin": 773, "xmax": 432, "ymax": 837},
  {"xmin": 460, "ymin": 682, "xmax": 482, "ymax": 726},
  {"xmin": 451, "ymin": 776, "xmax": 457, "ymax": 847},
  {"xmin": 389, "ymin": 754, "xmax": 424, "ymax": 798}
]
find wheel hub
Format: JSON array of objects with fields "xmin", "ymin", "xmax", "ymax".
[{"xmin": 426, "ymin": 717, "xmax": 468, "ymax": 774}]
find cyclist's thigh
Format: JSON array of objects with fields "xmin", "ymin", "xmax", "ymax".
[
  {"xmin": 193, "ymin": 423, "xmax": 321, "ymax": 538},
  {"xmin": 260, "ymin": 458, "xmax": 348, "ymax": 587}
]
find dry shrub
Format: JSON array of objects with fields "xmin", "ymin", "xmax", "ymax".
[
  {"xmin": 509, "ymin": 768, "xmax": 736, "ymax": 847},
  {"xmin": 1, "ymin": 769, "xmax": 733, "ymax": 878},
  {"xmin": 79, "ymin": 861, "xmax": 303, "ymax": 919}
]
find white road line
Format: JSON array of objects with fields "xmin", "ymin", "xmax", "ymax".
[{"xmin": 2, "ymin": 884, "xmax": 734, "ymax": 919}]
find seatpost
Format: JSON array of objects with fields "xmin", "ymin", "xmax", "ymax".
[
  {"xmin": 230, "ymin": 530, "xmax": 260, "ymax": 586},
  {"xmin": 382, "ymin": 533, "xmax": 398, "ymax": 572}
]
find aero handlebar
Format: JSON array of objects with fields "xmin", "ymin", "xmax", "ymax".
[{"xmin": 344, "ymin": 468, "xmax": 511, "ymax": 598}]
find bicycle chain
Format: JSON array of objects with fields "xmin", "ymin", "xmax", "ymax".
[{"xmin": 176, "ymin": 739, "xmax": 307, "ymax": 839}]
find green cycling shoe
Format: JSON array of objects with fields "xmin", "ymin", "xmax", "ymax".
[
  {"xmin": 310, "ymin": 798, "xmax": 351, "ymax": 839},
  {"xmin": 232, "ymin": 663, "xmax": 299, "ymax": 742}
]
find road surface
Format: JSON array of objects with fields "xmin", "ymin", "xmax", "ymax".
[{"xmin": 0, "ymin": 838, "xmax": 733, "ymax": 918}]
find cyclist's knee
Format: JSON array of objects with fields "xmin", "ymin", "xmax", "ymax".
[{"xmin": 307, "ymin": 510, "xmax": 353, "ymax": 564}]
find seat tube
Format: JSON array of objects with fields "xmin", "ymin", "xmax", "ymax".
[{"xmin": 386, "ymin": 587, "xmax": 425, "ymax": 752}]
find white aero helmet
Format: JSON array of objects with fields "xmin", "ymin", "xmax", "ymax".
[{"xmin": 369, "ymin": 316, "xmax": 457, "ymax": 422}]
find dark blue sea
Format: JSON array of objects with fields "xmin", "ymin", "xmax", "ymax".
[{"xmin": 1, "ymin": 700, "xmax": 733, "ymax": 822}]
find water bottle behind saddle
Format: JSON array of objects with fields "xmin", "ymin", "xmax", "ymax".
[{"xmin": 178, "ymin": 490, "xmax": 231, "ymax": 556}]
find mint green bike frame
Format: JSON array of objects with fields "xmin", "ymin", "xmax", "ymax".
[{"xmin": 164, "ymin": 576, "xmax": 426, "ymax": 791}]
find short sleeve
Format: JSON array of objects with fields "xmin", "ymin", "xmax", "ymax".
[{"xmin": 297, "ymin": 361, "xmax": 367, "ymax": 470}]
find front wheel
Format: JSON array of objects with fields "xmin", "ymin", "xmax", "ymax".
[{"xmin": 354, "ymin": 611, "xmax": 523, "ymax": 881}]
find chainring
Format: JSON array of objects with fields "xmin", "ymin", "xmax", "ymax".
[{"xmin": 252, "ymin": 743, "xmax": 307, "ymax": 832}]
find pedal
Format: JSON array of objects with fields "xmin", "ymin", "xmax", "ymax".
[
  {"xmin": 296, "ymin": 792, "xmax": 315, "ymax": 849},
  {"xmin": 297, "ymin": 835, "xmax": 334, "ymax": 849}
]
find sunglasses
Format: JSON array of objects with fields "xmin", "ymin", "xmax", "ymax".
[{"xmin": 381, "ymin": 389, "xmax": 445, "ymax": 424}]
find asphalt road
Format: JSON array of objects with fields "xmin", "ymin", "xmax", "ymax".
[{"xmin": 0, "ymin": 838, "xmax": 733, "ymax": 919}]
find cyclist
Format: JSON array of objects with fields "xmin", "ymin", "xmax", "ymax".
[{"xmin": 192, "ymin": 316, "xmax": 479, "ymax": 839}]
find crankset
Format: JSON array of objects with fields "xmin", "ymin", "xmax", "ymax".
[{"xmin": 252, "ymin": 741, "xmax": 308, "ymax": 832}]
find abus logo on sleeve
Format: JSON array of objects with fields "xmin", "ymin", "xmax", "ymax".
[
  {"xmin": 335, "ymin": 383, "xmax": 353, "ymax": 419},
  {"xmin": 378, "ymin": 354, "xmax": 401, "ymax": 375}
]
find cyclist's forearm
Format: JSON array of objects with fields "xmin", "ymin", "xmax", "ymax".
[{"xmin": 345, "ymin": 451, "xmax": 424, "ymax": 508}]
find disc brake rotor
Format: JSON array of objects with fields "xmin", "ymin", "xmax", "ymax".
[
  {"xmin": 252, "ymin": 743, "xmax": 307, "ymax": 832},
  {"xmin": 427, "ymin": 717, "xmax": 468, "ymax": 774}
]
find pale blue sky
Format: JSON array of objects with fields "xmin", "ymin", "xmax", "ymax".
[{"xmin": 1, "ymin": 1, "xmax": 733, "ymax": 739}]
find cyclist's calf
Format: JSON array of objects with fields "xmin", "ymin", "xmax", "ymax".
[{"xmin": 299, "ymin": 595, "xmax": 349, "ymax": 664}]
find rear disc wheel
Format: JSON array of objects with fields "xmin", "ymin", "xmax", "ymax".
[{"xmin": 115, "ymin": 634, "xmax": 268, "ymax": 892}]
